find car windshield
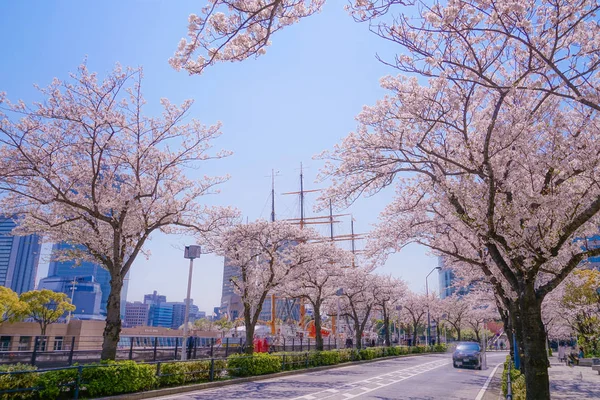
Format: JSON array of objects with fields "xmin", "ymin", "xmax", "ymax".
[{"xmin": 457, "ymin": 343, "xmax": 480, "ymax": 351}]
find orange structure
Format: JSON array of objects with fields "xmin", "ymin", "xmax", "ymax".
[{"xmin": 307, "ymin": 320, "xmax": 331, "ymax": 339}]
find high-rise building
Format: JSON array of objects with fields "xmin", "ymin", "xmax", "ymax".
[
  {"xmin": 124, "ymin": 302, "xmax": 150, "ymax": 327},
  {"xmin": 168, "ymin": 300, "xmax": 200, "ymax": 329},
  {"xmin": 219, "ymin": 258, "xmax": 243, "ymax": 320},
  {"xmin": 143, "ymin": 290, "xmax": 173, "ymax": 328},
  {"xmin": 148, "ymin": 303, "xmax": 173, "ymax": 328},
  {"xmin": 144, "ymin": 290, "xmax": 167, "ymax": 306},
  {"xmin": 47, "ymin": 242, "xmax": 129, "ymax": 317},
  {"xmin": 38, "ymin": 275, "xmax": 103, "ymax": 318},
  {"xmin": 438, "ymin": 256, "xmax": 471, "ymax": 299},
  {"xmin": 0, "ymin": 217, "xmax": 41, "ymax": 294}
]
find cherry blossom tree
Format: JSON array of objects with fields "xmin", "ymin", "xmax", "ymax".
[
  {"xmin": 541, "ymin": 281, "xmax": 573, "ymax": 341},
  {"xmin": 170, "ymin": 0, "xmax": 327, "ymax": 74},
  {"xmin": 280, "ymin": 241, "xmax": 351, "ymax": 351},
  {"xmin": 463, "ymin": 292, "xmax": 499, "ymax": 343},
  {"xmin": 428, "ymin": 294, "xmax": 445, "ymax": 345},
  {"xmin": 441, "ymin": 295, "xmax": 470, "ymax": 342},
  {"xmin": 208, "ymin": 220, "xmax": 313, "ymax": 354},
  {"xmin": 338, "ymin": 267, "xmax": 377, "ymax": 349},
  {"xmin": 400, "ymin": 292, "xmax": 428, "ymax": 346},
  {"xmin": 174, "ymin": 1, "xmax": 600, "ymax": 396},
  {"xmin": 371, "ymin": 274, "xmax": 407, "ymax": 346},
  {"xmin": 0, "ymin": 64, "xmax": 236, "ymax": 360},
  {"xmin": 315, "ymin": 2, "xmax": 600, "ymax": 398}
]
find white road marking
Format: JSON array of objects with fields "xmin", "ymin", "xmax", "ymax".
[
  {"xmin": 474, "ymin": 362, "xmax": 503, "ymax": 400},
  {"xmin": 291, "ymin": 359, "xmax": 450, "ymax": 400}
]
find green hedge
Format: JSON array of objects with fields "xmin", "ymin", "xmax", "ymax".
[
  {"xmin": 0, "ymin": 364, "xmax": 38, "ymax": 400},
  {"xmin": 81, "ymin": 361, "xmax": 157, "ymax": 397},
  {"xmin": 309, "ymin": 350, "xmax": 340, "ymax": 366},
  {"xmin": 158, "ymin": 359, "xmax": 227, "ymax": 387},
  {"xmin": 274, "ymin": 352, "xmax": 308, "ymax": 371},
  {"xmin": 0, "ymin": 345, "xmax": 447, "ymax": 398},
  {"xmin": 501, "ymin": 356, "xmax": 526, "ymax": 400},
  {"xmin": 37, "ymin": 367, "xmax": 79, "ymax": 399},
  {"xmin": 227, "ymin": 353, "xmax": 282, "ymax": 377}
]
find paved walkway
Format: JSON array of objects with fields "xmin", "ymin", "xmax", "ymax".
[{"xmin": 549, "ymin": 355, "xmax": 600, "ymax": 399}]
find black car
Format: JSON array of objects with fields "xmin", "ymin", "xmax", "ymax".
[{"xmin": 452, "ymin": 342, "xmax": 482, "ymax": 369}]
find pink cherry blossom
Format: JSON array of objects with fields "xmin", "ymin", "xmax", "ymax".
[{"xmin": 0, "ymin": 64, "xmax": 237, "ymax": 360}]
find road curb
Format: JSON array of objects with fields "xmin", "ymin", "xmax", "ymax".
[{"xmin": 94, "ymin": 352, "xmax": 445, "ymax": 400}]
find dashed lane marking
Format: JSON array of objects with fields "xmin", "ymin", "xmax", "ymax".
[{"xmin": 290, "ymin": 359, "xmax": 450, "ymax": 400}]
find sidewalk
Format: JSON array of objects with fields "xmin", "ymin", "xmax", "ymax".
[{"xmin": 548, "ymin": 355, "xmax": 600, "ymax": 399}]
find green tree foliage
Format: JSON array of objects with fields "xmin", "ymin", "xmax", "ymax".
[
  {"xmin": 20, "ymin": 289, "xmax": 76, "ymax": 335},
  {"xmin": 562, "ymin": 270, "xmax": 600, "ymax": 356},
  {"xmin": 0, "ymin": 287, "xmax": 26, "ymax": 325}
]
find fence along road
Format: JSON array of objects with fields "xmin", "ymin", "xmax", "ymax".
[{"xmin": 154, "ymin": 351, "xmax": 509, "ymax": 400}]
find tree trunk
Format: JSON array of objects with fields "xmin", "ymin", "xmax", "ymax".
[
  {"xmin": 510, "ymin": 301, "xmax": 526, "ymax": 376},
  {"xmin": 474, "ymin": 329, "xmax": 480, "ymax": 343},
  {"xmin": 383, "ymin": 308, "xmax": 391, "ymax": 347},
  {"xmin": 457, "ymin": 327, "xmax": 461, "ymax": 341},
  {"xmin": 436, "ymin": 323, "xmax": 441, "ymax": 345},
  {"xmin": 412, "ymin": 323, "xmax": 418, "ymax": 346},
  {"xmin": 355, "ymin": 320, "xmax": 362, "ymax": 350},
  {"xmin": 101, "ymin": 276, "xmax": 124, "ymax": 360},
  {"xmin": 244, "ymin": 308, "xmax": 255, "ymax": 355},
  {"xmin": 518, "ymin": 286, "xmax": 550, "ymax": 400},
  {"xmin": 314, "ymin": 302, "xmax": 323, "ymax": 351},
  {"xmin": 506, "ymin": 324, "xmax": 515, "ymax": 357}
]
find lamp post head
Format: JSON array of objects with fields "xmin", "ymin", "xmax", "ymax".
[{"xmin": 184, "ymin": 245, "xmax": 201, "ymax": 259}]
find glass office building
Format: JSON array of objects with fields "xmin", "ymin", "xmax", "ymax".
[
  {"xmin": 47, "ymin": 242, "xmax": 129, "ymax": 317},
  {"xmin": 0, "ymin": 216, "xmax": 41, "ymax": 294}
]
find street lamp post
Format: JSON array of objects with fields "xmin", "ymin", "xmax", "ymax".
[
  {"xmin": 425, "ymin": 266, "xmax": 441, "ymax": 346},
  {"xmin": 66, "ymin": 278, "xmax": 78, "ymax": 324},
  {"xmin": 182, "ymin": 245, "xmax": 201, "ymax": 361}
]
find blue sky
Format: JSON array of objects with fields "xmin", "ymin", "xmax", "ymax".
[{"xmin": 0, "ymin": 1, "xmax": 438, "ymax": 313}]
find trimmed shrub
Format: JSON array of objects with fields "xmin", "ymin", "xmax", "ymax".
[
  {"xmin": 336, "ymin": 349, "xmax": 356, "ymax": 363},
  {"xmin": 309, "ymin": 350, "xmax": 340, "ymax": 367},
  {"xmin": 273, "ymin": 352, "xmax": 307, "ymax": 371},
  {"xmin": 433, "ymin": 344, "xmax": 447, "ymax": 353},
  {"xmin": 0, "ymin": 364, "xmax": 38, "ymax": 400},
  {"xmin": 81, "ymin": 361, "xmax": 157, "ymax": 397},
  {"xmin": 358, "ymin": 348, "xmax": 377, "ymax": 360},
  {"xmin": 158, "ymin": 359, "xmax": 226, "ymax": 386},
  {"xmin": 37, "ymin": 367, "xmax": 79, "ymax": 400},
  {"xmin": 227, "ymin": 353, "xmax": 282, "ymax": 377},
  {"xmin": 158, "ymin": 362, "xmax": 187, "ymax": 387}
]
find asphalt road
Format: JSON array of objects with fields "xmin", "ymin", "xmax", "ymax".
[{"xmin": 154, "ymin": 351, "xmax": 509, "ymax": 400}]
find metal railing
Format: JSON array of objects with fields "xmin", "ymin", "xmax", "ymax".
[
  {"xmin": 0, "ymin": 334, "xmax": 374, "ymax": 368},
  {"xmin": 0, "ymin": 335, "xmax": 226, "ymax": 368},
  {"xmin": 506, "ymin": 359, "xmax": 513, "ymax": 400},
  {"xmin": 0, "ymin": 344, "xmax": 444, "ymax": 399}
]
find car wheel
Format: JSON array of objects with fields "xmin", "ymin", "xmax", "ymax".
[{"xmin": 453, "ymin": 362, "xmax": 458, "ymax": 368}]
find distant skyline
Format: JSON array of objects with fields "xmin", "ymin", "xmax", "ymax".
[{"xmin": 1, "ymin": 1, "xmax": 438, "ymax": 314}]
